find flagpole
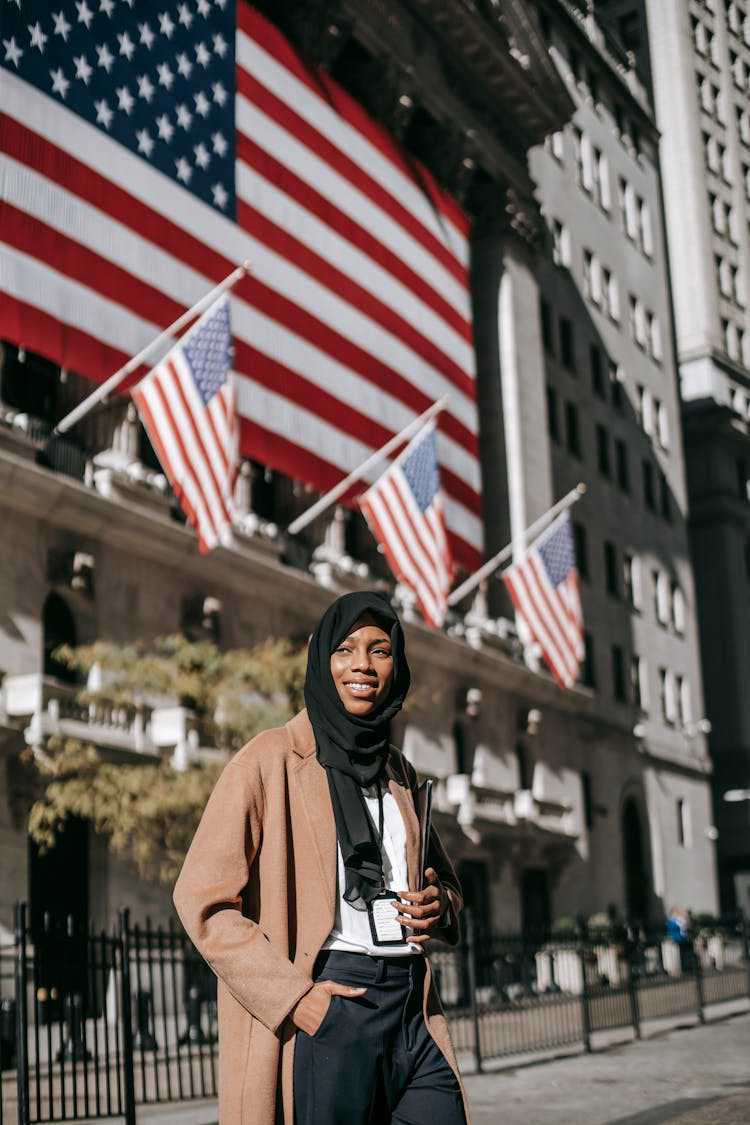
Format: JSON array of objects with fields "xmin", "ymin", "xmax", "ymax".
[
  {"xmin": 447, "ymin": 482, "xmax": 586, "ymax": 607},
  {"xmin": 286, "ymin": 395, "xmax": 451, "ymax": 537},
  {"xmin": 53, "ymin": 261, "xmax": 252, "ymax": 435}
]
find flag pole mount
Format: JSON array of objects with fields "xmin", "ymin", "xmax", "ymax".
[
  {"xmin": 447, "ymin": 482, "xmax": 586, "ymax": 607},
  {"xmin": 53, "ymin": 261, "xmax": 252, "ymax": 436}
]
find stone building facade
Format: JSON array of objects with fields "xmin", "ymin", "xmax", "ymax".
[
  {"xmin": 598, "ymin": 0, "xmax": 750, "ymax": 914},
  {"xmin": 0, "ymin": 0, "xmax": 719, "ymax": 938}
]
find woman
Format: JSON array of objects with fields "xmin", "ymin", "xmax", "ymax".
[{"xmin": 174, "ymin": 590, "xmax": 469, "ymax": 1125}]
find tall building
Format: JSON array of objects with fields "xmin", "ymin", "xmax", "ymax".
[
  {"xmin": 0, "ymin": 0, "xmax": 718, "ymax": 938},
  {"xmin": 599, "ymin": 0, "xmax": 750, "ymax": 914}
]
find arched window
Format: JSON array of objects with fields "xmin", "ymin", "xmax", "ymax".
[{"xmin": 42, "ymin": 593, "xmax": 78, "ymax": 683}]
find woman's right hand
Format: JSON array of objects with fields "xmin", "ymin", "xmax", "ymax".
[{"xmin": 289, "ymin": 980, "xmax": 367, "ymax": 1036}]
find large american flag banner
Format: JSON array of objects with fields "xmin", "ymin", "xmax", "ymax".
[
  {"xmin": 360, "ymin": 422, "xmax": 452, "ymax": 629},
  {"xmin": 502, "ymin": 513, "xmax": 584, "ymax": 689},
  {"xmin": 131, "ymin": 294, "xmax": 238, "ymax": 552},
  {"xmin": 0, "ymin": 0, "xmax": 482, "ymax": 569}
]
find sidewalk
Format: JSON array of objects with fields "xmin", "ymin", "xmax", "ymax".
[
  {"xmin": 79, "ymin": 1009, "xmax": 750, "ymax": 1125},
  {"xmin": 462, "ymin": 1009, "xmax": 750, "ymax": 1125}
]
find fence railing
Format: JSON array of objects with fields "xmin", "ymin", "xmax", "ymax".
[
  {"xmin": 432, "ymin": 912, "xmax": 750, "ymax": 1072},
  {"xmin": 1, "ymin": 906, "xmax": 748, "ymax": 1122}
]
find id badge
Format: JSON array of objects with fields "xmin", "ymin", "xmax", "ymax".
[{"xmin": 367, "ymin": 891, "xmax": 407, "ymax": 947}]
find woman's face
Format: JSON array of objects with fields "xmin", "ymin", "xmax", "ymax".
[{"xmin": 329, "ymin": 614, "xmax": 394, "ymax": 716}]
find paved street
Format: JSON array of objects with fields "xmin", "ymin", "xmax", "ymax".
[
  {"xmin": 463, "ymin": 1009, "xmax": 750, "ymax": 1125},
  {"xmin": 107, "ymin": 1007, "xmax": 750, "ymax": 1125}
]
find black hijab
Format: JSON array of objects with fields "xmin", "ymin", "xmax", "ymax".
[{"xmin": 304, "ymin": 591, "xmax": 411, "ymax": 910}]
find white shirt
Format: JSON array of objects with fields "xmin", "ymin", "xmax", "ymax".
[{"xmin": 323, "ymin": 782, "xmax": 419, "ymax": 956}]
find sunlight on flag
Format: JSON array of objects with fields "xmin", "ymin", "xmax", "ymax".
[
  {"xmin": 131, "ymin": 296, "xmax": 239, "ymax": 553},
  {"xmin": 360, "ymin": 422, "xmax": 453, "ymax": 629},
  {"xmin": 502, "ymin": 513, "xmax": 584, "ymax": 689}
]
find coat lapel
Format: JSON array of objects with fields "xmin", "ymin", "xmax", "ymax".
[{"xmin": 288, "ymin": 712, "xmax": 337, "ymax": 917}]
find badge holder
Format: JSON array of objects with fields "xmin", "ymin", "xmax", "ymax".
[
  {"xmin": 367, "ymin": 891, "xmax": 408, "ymax": 946},
  {"xmin": 366, "ymin": 789, "xmax": 408, "ymax": 947}
]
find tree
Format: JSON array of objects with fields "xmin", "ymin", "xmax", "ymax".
[{"xmin": 27, "ymin": 633, "xmax": 307, "ymax": 884}]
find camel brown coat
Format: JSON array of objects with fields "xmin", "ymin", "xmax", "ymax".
[{"xmin": 173, "ymin": 709, "xmax": 469, "ymax": 1125}]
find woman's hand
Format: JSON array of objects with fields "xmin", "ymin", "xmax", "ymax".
[
  {"xmin": 394, "ymin": 867, "xmax": 449, "ymax": 945},
  {"xmin": 289, "ymin": 980, "xmax": 367, "ymax": 1036}
]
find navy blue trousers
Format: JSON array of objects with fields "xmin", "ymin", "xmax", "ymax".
[{"xmin": 293, "ymin": 950, "xmax": 466, "ymax": 1125}]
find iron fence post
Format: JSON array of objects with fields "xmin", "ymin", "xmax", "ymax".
[
  {"xmin": 625, "ymin": 932, "xmax": 641, "ymax": 1039},
  {"xmin": 577, "ymin": 926, "xmax": 592, "ymax": 1053},
  {"xmin": 119, "ymin": 908, "xmax": 138, "ymax": 1125},
  {"xmin": 739, "ymin": 914, "xmax": 750, "ymax": 999},
  {"xmin": 14, "ymin": 902, "xmax": 30, "ymax": 1125},
  {"xmin": 692, "ymin": 934, "xmax": 706, "ymax": 1023},
  {"xmin": 464, "ymin": 909, "xmax": 482, "ymax": 1074}
]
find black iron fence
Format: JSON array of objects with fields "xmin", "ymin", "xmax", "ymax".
[
  {"xmin": 1, "ymin": 906, "xmax": 748, "ymax": 1123},
  {"xmin": 432, "ymin": 912, "xmax": 750, "ymax": 1072},
  {"xmin": 3, "ymin": 905, "xmax": 217, "ymax": 1125}
]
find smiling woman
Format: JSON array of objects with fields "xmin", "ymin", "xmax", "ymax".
[{"xmin": 174, "ymin": 590, "xmax": 470, "ymax": 1125}]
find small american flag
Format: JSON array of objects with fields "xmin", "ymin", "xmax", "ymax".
[
  {"xmin": 131, "ymin": 295, "xmax": 238, "ymax": 553},
  {"xmin": 360, "ymin": 422, "xmax": 453, "ymax": 629},
  {"xmin": 502, "ymin": 513, "xmax": 584, "ymax": 689}
]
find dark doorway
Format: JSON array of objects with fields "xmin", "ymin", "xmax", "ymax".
[
  {"xmin": 29, "ymin": 817, "xmax": 90, "ymax": 1016},
  {"xmin": 622, "ymin": 797, "xmax": 649, "ymax": 922},
  {"xmin": 42, "ymin": 593, "xmax": 78, "ymax": 682},
  {"xmin": 521, "ymin": 867, "xmax": 551, "ymax": 941}
]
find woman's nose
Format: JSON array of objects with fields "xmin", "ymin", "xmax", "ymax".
[{"xmin": 350, "ymin": 647, "xmax": 373, "ymax": 671}]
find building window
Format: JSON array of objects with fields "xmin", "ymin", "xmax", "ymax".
[
  {"xmin": 546, "ymin": 385, "xmax": 560, "ymax": 442},
  {"xmin": 643, "ymin": 460, "xmax": 656, "ymax": 510},
  {"xmin": 659, "ymin": 667, "xmax": 677, "ymax": 724},
  {"xmin": 560, "ymin": 317, "xmax": 575, "ymax": 370},
  {"xmin": 653, "ymin": 568, "xmax": 671, "ymax": 626},
  {"xmin": 630, "ymin": 655, "xmax": 647, "ymax": 710},
  {"xmin": 604, "ymin": 540, "xmax": 619, "ymax": 596},
  {"xmin": 573, "ymin": 521, "xmax": 589, "ymax": 579},
  {"xmin": 676, "ymin": 798, "xmax": 692, "ymax": 848},
  {"xmin": 615, "ymin": 438, "xmax": 630, "ymax": 492},
  {"xmin": 612, "ymin": 644, "xmax": 627, "ymax": 702},
  {"xmin": 676, "ymin": 674, "xmax": 692, "ymax": 727},
  {"xmin": 582, "ymin": 631, "xmax": 596, "ymax": 688},
  {"xmin": 596, "ymin": 424, "xmax": 612, "ymax": 478},
  {"xmin": 590, "ymin": 343, "xmax": 605, "ymax": 397},
  {"xmin": 602, "ymin": 267, "xmax": 619, "ymax": 321},
  {"xmin": 552, "ymin": 218, "xmax": 570, "ymax": 266},
  {"xmin": 656, "ymin": 401, "xmax": 670, "ymax": 450},
  {"xmin": 737, "ymin": 458, "xmax": 749, "ymax": 500},
  {"xmin": 623, "ymin": 551, "xmax": 643, "ymax": 610},
  {"xmin": 672, "ymin": 584, "xmax": 686, "ymax": 634},
  {"xmin": 660, "ymin": 472, "xmax": 672, "ymax": 521},
  {"xmin": 565, "ymin": 401, "xmax": 582, "ymax": 457},
  {"xmin": 610, "ymin": 362, "xmax": 624, "ymax": 410},
  {"xmin": 593, "ymin": 147, "xmax": 611, "ymax": 211},
  {"xmin": 540, "ymin": 298, "xmax": 554, "ymax": 354}
]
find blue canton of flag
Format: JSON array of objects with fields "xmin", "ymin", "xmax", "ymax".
[
  {"xmin": 401, "ymin": 425, "xmax": 440, "ymax": 514},
  {"xmin": 183, "ymin": 292, "xmax": 233, "ymax": 404},
  {"xmin": 538, "ymin": 514, "xmax": 577, "ymax": 588},
  {"xmin": 0, "ymin": 0, "xmax": 236, "ymax": 214}
]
